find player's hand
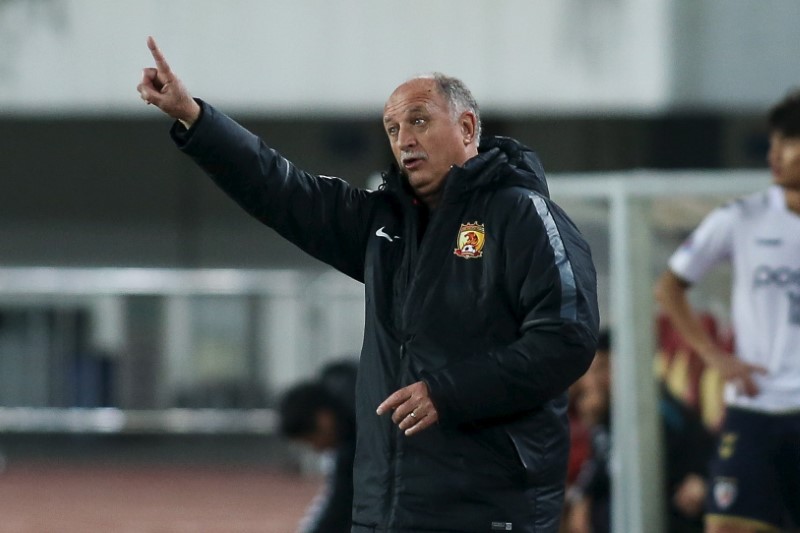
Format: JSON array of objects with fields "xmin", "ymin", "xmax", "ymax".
[
  {"xmin": 377, "ymin": 381, "xmax": 439, "ymax": 436},
  {"xmin": 137, "ymin": 36, "xmax": 200, "ymax": 128},
  {"xmin": 672, "ymin": 473, "xmax": 706, "ymax": 518},
  {"xmin": 709, "ymin": 352, "xmax": 767, "ymax": 397},
  {"xmin": 563, "ymin": 497, "xmax": 591, "ymax": 533}
]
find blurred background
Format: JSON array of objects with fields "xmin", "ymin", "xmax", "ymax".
[{"xmin": 0, "ymin": 1, "xmax": 799, "ymax": 531}]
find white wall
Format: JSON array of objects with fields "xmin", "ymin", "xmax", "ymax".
[
  {"xmin": 670, "ymin": 1, "xmax": 800, "ymax": 111},
  {"xmin": 0, "ymin": 0, "xmax": 672, "ymax": 115},
  {"xmin": 2, "ymin": 0, "xmax": 797, "ymax": 117}
]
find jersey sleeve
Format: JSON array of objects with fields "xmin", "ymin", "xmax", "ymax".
[{"xmin": 668, "ymin": 204, "xmax": 736, "ymax": 284}]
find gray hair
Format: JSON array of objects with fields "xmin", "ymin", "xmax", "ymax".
[{"xmin": 418, "ymin": 73, "xmax": 482, "ymax": 146}]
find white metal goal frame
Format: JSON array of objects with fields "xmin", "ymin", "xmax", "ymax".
[{"xmin": 549, "ymin": 169, "xmax": 769, "ymax": 533}]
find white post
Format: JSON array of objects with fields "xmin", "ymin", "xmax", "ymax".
[
  {"xmin": 609, "ymin": 180, "xmax": 663, "ymax": 533},
  {"xmin": 163, "ymin": 295, "xmax": 193, "ymax": 403},
  {"xmin": 260, "ymin": 278, "xmax": 308, "ymax": 396}
]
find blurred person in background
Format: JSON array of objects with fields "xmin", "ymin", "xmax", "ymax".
[
  {"xmin": 563, "ymin": 376, "xmax": 593, "ymax": 520},
  {"xmin": 563, "ymin": 331, "xmax": 612, "ymax": 533},
  {"xmin": 138, "ymin": 36, "xmax": 599, "ymax": 533},
  {"xmin": 660, "ymin": 380, "xmax": 716, "ymax": 533},
  {"xmin": 563, "ymin": 330, "xmax": 715, "ymax": 533},
  {"xmin": 655, "ymin": 90, "xmax": 800, "ymax": 533},
  {"xmin": 279, "ymin": 360, "xmax": 358, "ymax": 533}
]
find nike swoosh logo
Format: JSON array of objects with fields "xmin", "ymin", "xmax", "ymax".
[{"xmin": 376, "ymin": 226, "xmax": 400, "ymax": 242}]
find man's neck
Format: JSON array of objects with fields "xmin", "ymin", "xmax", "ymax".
[{"xmin": 784, "ymin": 187, "xmax": 800, "ymax": 215}]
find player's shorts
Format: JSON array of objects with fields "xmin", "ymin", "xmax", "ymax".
[{"xmin": 705, "ymin": 406, "xmax": 800, "ymax": 531}]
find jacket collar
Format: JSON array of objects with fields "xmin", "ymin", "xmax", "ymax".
[{"xmin": 381, "ymin": 135, "xmax": 549, "ymax": 202}]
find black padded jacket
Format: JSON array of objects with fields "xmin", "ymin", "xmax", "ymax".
[{"xmin": 171, "ymin": 101, "xmax": 600, "ymax": 533}]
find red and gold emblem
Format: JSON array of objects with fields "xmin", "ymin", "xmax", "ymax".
[{"xmin": 454, "ymin": 222, "xmax": 485, "ymax": 259}]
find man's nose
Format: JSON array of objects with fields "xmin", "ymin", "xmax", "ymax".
[{"xmin": 398, "ymin": 126, "xmax": 416, "ymax": 148}]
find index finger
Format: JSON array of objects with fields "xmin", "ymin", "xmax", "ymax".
[{"xmin": 147, "ymin": 36, "xmax": 173, "ymax": 75}]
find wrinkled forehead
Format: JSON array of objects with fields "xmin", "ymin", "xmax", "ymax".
[{"xmin": 383, "ymin": 78, "xmax": 447, "ymax": 119}]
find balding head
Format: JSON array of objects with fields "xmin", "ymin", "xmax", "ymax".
[{"xmin": 382, "ymin": 75, "xmax": 480, "ymax": 208}]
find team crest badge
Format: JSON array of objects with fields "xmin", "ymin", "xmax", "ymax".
[
  {"xmin": 454, "ymin": 222, "xmax": 485, "ymax": 259},
  {"xmin": 713, "ymin": 478, "xmax": 737, "ymax": 509}
]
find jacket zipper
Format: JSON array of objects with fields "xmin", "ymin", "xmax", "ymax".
[
  {"xmin": 384, "ymin": 199, "xmax": 418, "ymax": 529},
  {"xmin": 383, "ymin": 339, "xmax": 411, "ymax": 529},
  {"xmin": 384, "ymin": 425, "xmax": 399, "ymax": 528}
]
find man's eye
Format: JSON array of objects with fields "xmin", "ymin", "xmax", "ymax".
[
  {"xmin": 413, "ymin": 118, "xmax": 425, "ymax": 126},
  {"xmin": 387, "ymin": 126, "xmax": 398, "ymax": 136}
]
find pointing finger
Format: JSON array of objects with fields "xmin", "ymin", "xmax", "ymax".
[{"xmin": 147, "ymin": 36, "xmax": 173, "ymax": 77}]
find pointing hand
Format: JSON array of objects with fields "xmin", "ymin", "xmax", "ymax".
[{"xmin": 137, "ymin": 36, "xmax": 200, "ymax": 128}]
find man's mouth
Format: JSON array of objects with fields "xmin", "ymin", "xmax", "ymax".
[{"xmin": 401, "ymin": 153, "xmax": 427, "ymax": 171}]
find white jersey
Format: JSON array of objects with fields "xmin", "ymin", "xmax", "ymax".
[{"xmin": 668, "ymin": 186, "xmax": 800, "ymax": 413}]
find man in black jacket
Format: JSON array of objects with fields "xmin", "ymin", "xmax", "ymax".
[{"xmin": 138, "ymin": 36, "xmax": 599, "ymax": 532}]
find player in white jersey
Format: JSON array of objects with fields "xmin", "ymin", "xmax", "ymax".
[{"xmin": 656, "ymin": 90, "xmax": 800, "ymax": 533}]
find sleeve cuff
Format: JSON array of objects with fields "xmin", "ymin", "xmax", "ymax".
[{"xmin": 169, "ymin": 98, "xmax": 206, "ymax": 146}]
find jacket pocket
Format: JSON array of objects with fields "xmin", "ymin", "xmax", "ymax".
[
  {"xmin": 504, "ymin": 408, "xmax": 571, "ymax": 485},
  {"xmin": 453, "ymin": 424, "xmax": 527, "ymax": 481}
]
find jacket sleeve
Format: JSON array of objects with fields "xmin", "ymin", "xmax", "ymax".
[
  {"xmin": 171, "ymin": 100, "xmax": 374, "ymax": 282},
  {"xmin": 423, "ymin": 193, "xmax": 600, "ymax": 426}
]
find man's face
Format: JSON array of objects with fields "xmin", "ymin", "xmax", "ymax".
[
  {"xmin": 768, "ymin": 131, "xmax": 800, "ymax": 190},
  {"xmin": 297, "ymin": 409, "xmax": 338, "ymax": 452},
  {"xmin": 383, "ymin": 78, "xmax": 477, "ymax": 207}
]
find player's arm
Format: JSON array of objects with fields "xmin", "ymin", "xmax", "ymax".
[
  {"xmin": 655, "ymin": 203, "xmax": 767, "ymax": 396},
  {"xmin": 653, "ymin": 271, "xmax": 728, "ymax": 367},
  {"xmin": 654, "ymin": 269, "xmax": 765, "ymax": 396}
]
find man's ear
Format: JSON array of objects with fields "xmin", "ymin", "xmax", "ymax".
[{"xmin": 460, "ymin": 111, "xmax": 477, "ymax": 145}]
